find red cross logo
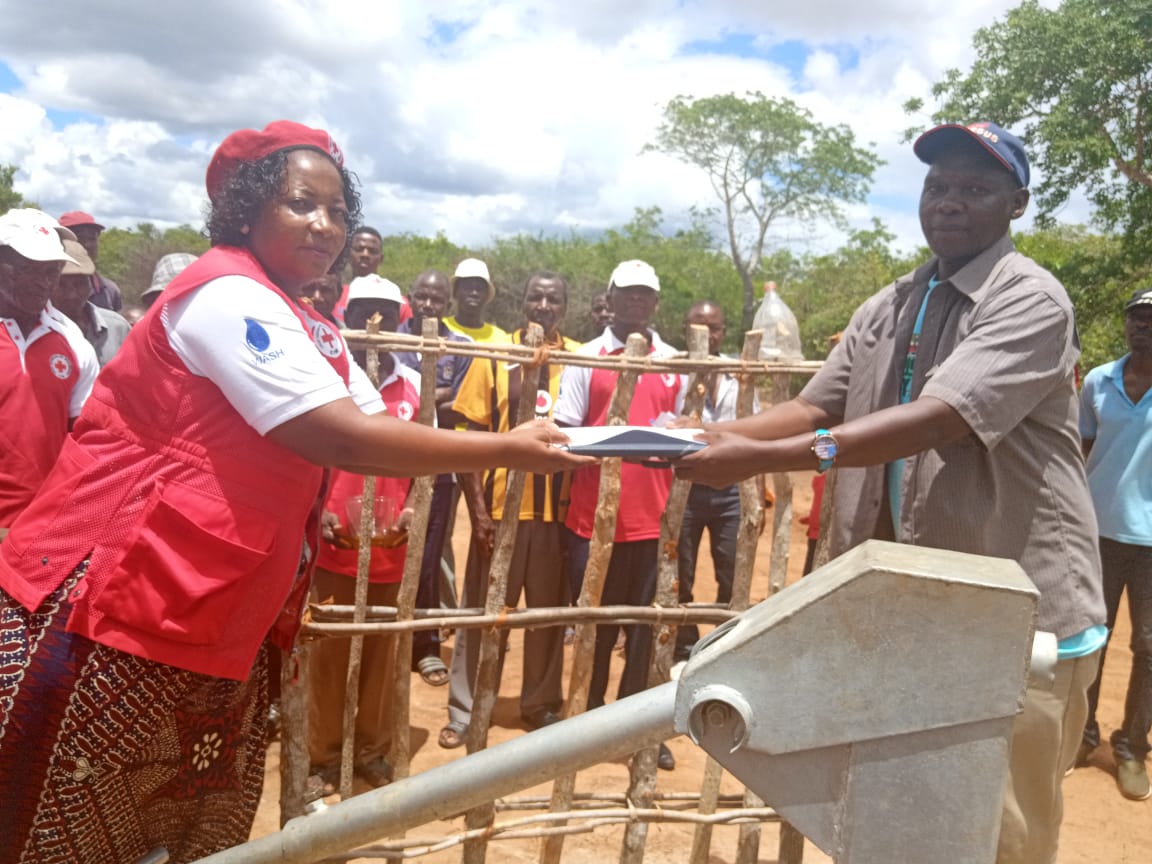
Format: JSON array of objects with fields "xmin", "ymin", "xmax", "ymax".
[
  {"xmin": 311, "ymin": 321, "xmax": 342, "ymax": 358},
  {"xmin": 49, "ymin": 353, "xmax": 72, "ymax": 380}
]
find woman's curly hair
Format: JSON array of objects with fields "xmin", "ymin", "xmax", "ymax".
[{"xmin": 204, "ymin": 147, "xmax": 363, "ymax": 262}]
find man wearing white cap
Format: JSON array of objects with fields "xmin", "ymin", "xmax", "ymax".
[
  {"xmin": 50, "ymin": 239, "xmax": 131, "ymax": 366},
  {"xmin": 553, "ymin": 259, "xmax": 686, "ymax": 770},
  {"xmin": 0, "ymin": 209, "xmax": 99, "ymax": 532},
  {"xmin": 445, "ymin": 258, "xmax": 507, "ymax": 344}
]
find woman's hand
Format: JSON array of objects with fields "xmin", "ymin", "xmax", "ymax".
[
  {"xmin": 671, "ymin": 430, "xmax": 769, "ymax": 488},
  {"xmin": 505, "ymin": 419, "xmax": 597, "ymax": 473}
]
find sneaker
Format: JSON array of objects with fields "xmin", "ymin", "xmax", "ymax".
[
  {"xmin": 1116, "ymin": 759, "xmax": 1151, "ymax": 801},
  {"xmin": 1065, "ymin": 740, "xmax": 1094, "ymax": 776}
]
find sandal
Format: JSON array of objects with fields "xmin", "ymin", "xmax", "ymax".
[
  {"xmin": 355, "ymin": 757, "xmax": 393, "ymax": 787},
  {"xmin": 416, "ymin": 655, "xmax": 449, "ymax": 687},
  {"xmin": 303, "ymin": 764, "xmax": 339, "ymax": 803},
  {"xmin": 438, "ymin": 721, "xmax": 467, "ymax": 749}
]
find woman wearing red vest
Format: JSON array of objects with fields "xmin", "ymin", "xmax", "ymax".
[{"xmin": 0, "ymin": 121, "xmax": 586, "ymax": 864}]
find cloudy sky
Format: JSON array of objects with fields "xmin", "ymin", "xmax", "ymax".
[{"xmin": 0, "ymin": 0, "xmax": 1070, "ymax": 257}]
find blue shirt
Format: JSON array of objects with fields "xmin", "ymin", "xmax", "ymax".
[
  {"xmin": 1079, "ymin": 355, "xmax": 1152, "ymax": 546},
  {"xmin": 394, "ymin": 319, "xmax": 473, "ymax": 397}
]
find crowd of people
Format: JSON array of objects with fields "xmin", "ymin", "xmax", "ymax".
[{"xmin": 0, "ymin": 115, "xmax": 1147, "ymax": 864}]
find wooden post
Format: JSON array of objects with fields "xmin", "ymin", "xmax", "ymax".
[
  {"xmin": 461, "ymin": 324, "xmax": 543, "ymax": 863},
  {"xmin": 812, "ymin": 469, "xmax": 837, "ymax": 570},
  {"xmin": 767, "ymin": 372, "xmax": 793, "ymax": 595},
  {"xmin": 619, "ymin": 324, "xmax": 709, "ymax": 864},
  {"xmin": 689, "ymin": 329, "xmax": 764, "ymax": 864},
  {"xmin": 764, "ymin": 370, "xmax": 804, "ymax": 863},
  {"xmin": 386, "ymin": 317, "xmax": 439, "ymax": 782},
  {"xmin": 540, "ymin": 332, "xmax": 647, "ymax": 864},
  {"xmin": 337, "ymin": 315, "xmax": 381, "ymax": 800},
  {"xmin": 278, "ymin": 643, "xmax": 310, "ymax": 825}
]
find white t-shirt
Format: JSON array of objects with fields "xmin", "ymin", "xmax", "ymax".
[{"xmin": 163, "ymin": 275, "xmax": 385, "ymax": 435}]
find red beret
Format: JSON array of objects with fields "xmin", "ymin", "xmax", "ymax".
[{"xmin": 206, "ymin": 120, "xmax": 344, "ymax": 203}]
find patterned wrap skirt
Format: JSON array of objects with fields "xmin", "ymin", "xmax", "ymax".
[{"xmin": 0, "ymin": 564, "xmax": 270, "ymax": 864}]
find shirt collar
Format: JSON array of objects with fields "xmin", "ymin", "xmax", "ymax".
[
  {"xmin": 84, "ymin": 302, "xmax": 107, "ymax": 335},
  {"xmin": 600, "ymin": 326, "xmax": 671, "ymax": 355},
  {"xmin": 895, "ymin": 234, "xmax": 1017, "ymax": 301}
]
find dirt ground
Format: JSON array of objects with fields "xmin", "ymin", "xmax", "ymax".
[{"xmin": 252, "ymin": 472, "xmax": 1151, "ymax": 863}]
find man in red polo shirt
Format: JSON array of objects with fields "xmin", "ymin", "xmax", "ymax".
[
  {"xmin": 58, "ymin": 210, "xmax": 123, "ymax": 311},
  {"xmin": 0, "ymin": 209, "xmax": 99, "ymax": 533},
  {"xmin": 554, "ymin": 259, "xmax": 686, "ymax": 770}
]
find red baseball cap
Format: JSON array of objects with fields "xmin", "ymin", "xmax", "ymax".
[
  {"xmin": 58, "ymin": 210, "xmax": 105, "ymax": 231},
  {"xmin": 206, "ymin": 120, "xmax": 344, "ymax": 203}
]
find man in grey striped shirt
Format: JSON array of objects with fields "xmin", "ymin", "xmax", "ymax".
[{"xmin": 675, "ymin": 122, "xmax": 1106, "ymax": 864}]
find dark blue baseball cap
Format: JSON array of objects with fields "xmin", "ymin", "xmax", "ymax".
[{"xmin": 914, "ymin": 121, "xmax": 1030, "ymax": 188}]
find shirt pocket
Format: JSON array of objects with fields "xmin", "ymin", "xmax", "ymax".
[{"xmin": 93, "ymin": 481, "xmax": 278, "ymax": 646}]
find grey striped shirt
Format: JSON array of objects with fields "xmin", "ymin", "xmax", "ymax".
[{"xmin": 801, "ymin": 235, "xmax": 1105, "ymax": 639}]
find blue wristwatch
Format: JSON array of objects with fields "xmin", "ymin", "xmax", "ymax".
[{"xmin": 812, "ymin": 428, "xmax": 838, "ymax": 473}]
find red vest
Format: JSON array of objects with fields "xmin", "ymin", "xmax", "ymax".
[
  {"xmin": 0, "ymin": 246, "xmax": 349, "ymax": 680},
  {"xmin": 564, "ymin": 349, "xmax": 681, "ymax": 542}
]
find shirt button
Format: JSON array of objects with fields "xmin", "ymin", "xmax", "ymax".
[{"xmin": 41, "ymin": 557, "xmax": 50, "ymax": 565}]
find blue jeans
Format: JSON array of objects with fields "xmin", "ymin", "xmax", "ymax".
[
  {"xmin": 1082, "ymin": 537, "xmax": 1152, "ymax": 761},
  {"xmin": 675, "ymin": 483, "xmax": 740, "ymax": 657}
]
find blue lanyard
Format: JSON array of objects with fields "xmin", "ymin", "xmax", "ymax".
[{"xmin": 889, "ymin": 277, "xmax": 941, "ymax": 530}]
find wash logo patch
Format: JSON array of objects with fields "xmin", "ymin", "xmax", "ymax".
[{"xmin": 245, "ymin": 318, "xmax": 284, "ymax": 363}]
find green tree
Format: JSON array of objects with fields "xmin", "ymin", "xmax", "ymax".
[
  {"xmin": 376, "ymin": 231, "xmax": 468, "ymax": 294},
  {"xmin": 1, "ymin": 164, "xmax": 35, "ymax": 212},
  {"xmin": 99, "ymin": 223, "xmax": 210, "ymax": 304},
  {"xmin": 906, "ymin": 0, "xmax": 1152, "ymax": 250},
  {"xmin": 1015, "ymin": 225, "xmax": 1147, "ymax": 372},
  {"xmin": 645, "ymin": 92, "xmax": 883, "ymax": 330}
]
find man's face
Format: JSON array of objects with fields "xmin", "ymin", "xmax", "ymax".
[
  {"xmin": 409, "ymin": 275, "xmax": 450, "ymax": 326},
  {"xmin": 346, "ymin": 298, "xmax": 400, "ymax": 333},
  {"xmin": 349, "ymin": 232, "xmax": 382, "ymax": 278},
  {"xmin": 918, "ymin": 144, "xmax": 1028, "ymax": 271},
  {"xmin": 72, "ymin": 224, "xmax": 102, "ymax": 262},
  {"xmin": 1125, "ymin": 306, "xmax": 1152, "ymax": 354},
  {"xmin": 522, "ymin": 277, "xmax": 567, "ymax": 337},
  {"xmin": 454, "ymin": 276, "xmax": 489, "ymax": 316},
  {"xmin": 590, "ymin": 293, "xmax": 612, "ymax": 329},
  {"xmin": 685, "ymin": 305, "xmax": 726, "ymax": 355},
  {"xmin": 0, "ymin": 250, "xmax": 64, "ymax": 320},
  {"xmin": 301, "ymin": 273, "xmax": 341, "ymax": 318},
  {"xmin": 609, "ymin": 284, "xmax": 659, "ymax": 334},
  {"xmin": 51, "ymin": 273, "xmax": 91, "ymax": 321}
]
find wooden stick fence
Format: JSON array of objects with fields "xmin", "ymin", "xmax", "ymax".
[{"xmin": 281, "ymin": 321, "xmax": 824, "ymax": 864}]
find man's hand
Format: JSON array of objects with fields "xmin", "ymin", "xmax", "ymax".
[
  {"xmin": 472, "ymin": 512, "xmax": 497, "ymax": 558},
  {"xmin": 671, "ymin": 429, "xmax": 769, "ymax": 488}
]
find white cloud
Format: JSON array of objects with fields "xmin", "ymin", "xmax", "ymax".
[{"xmin": 0, "ymin": 0, "xmax": 1081, "ymax": 259}]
